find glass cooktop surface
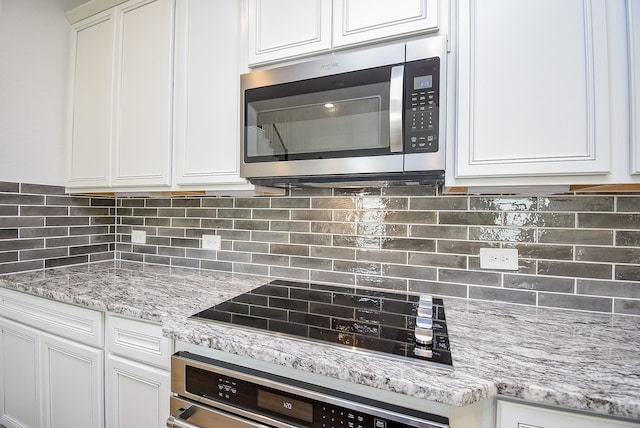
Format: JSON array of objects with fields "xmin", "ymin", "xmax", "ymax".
[{"xmin": 190, "ymin": 279, "xmax": 452, "ymax": 367}]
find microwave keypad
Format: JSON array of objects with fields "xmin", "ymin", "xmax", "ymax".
[{"xmin": 409, "ymin": 89, "xmax": 438, "ymax": 153}]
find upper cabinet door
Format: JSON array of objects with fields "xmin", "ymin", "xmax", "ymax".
[
  {"xmin": 248, "ymin": 0, "xmax": 331, "ymax": 65},
  {"xmin": 455, "ymin": 0, "xmax": 611, "ymax": 179},
  {"xmin": 332, "ymin": 0, "xmax": 438, "ymax": 48},
  {"xmin": 629, "ymin": 0, "xmax": 640, "ymax": 175},
  {"xmin": 173, "ymin": 0, "xmax": 249, "ymax": 186},
  {"xmin": 66, "ymin": 10, "xmax": 115, "ymax": 189},
  {"xmin": 112, "ymin": 0, "xmax": 174, "ymax": 187}
]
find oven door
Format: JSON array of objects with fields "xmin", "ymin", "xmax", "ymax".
[
  {"xmin": 168, "ymin": 397, "xmax": 272, "ymax": 428},
  {"xmin": 241, "ymin": 63, "xmax": 405, "ymax": 179}
]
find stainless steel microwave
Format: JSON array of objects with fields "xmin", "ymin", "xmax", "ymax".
[{"xmin": 240, "ymin": 36, "xmax": 447, "ymax": 187}]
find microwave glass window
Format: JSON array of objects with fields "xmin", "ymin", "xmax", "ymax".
[{"xmin": 245, "ymin": 77, "xmax": 392, "ymax": 161}]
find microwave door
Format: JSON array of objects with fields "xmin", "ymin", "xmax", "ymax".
[{"xmin": 243, "ymin": 64, "xmax": 405, "ymax": 178}]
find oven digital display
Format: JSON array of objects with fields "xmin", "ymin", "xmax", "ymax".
[
  {"xmin": 257, "ymin": 389, "xmax": 313, "ymax": 423},
  {"xmin": 413, "ymin": 75, "xmax": 433, "ymax": 90}
]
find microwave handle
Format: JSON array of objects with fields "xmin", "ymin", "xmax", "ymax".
[{"xmin": 389, "ymin": 65, "xmax": 404, "ymax": 153}]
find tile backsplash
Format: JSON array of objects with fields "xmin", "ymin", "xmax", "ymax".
[
  {"xmin": 0, "ymin": 182, "xmax": 115, "ymax": 273},
  {"xmin": 1, "ymin": 181, "xmax": 639, "ymax": 315}
]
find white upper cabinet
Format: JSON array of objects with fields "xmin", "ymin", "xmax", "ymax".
[
  {"xmin": 332, "ymin": 0, "xmax": 438, "ymax": 48},
  {"xmin": 112, "ymin": 0, "xmax": 174, "ymax": 187},
  {"xmin": 248, "ymin": 0, "xmax": 332, "ymax": 66},
  {"xmin": 66, "ymin": 0, "xmax": 174, "ymax": 191},
  {"xmin": 66, "ymin": 10, "xmax": 114, "ymax": 188},
  {"xmin": 247, "ymin": 0, "xmax": 440, "ymax": 66},
  {"xmin": 629, "ymin": 0, "xmax": 640, "ymax": 175},
  {"xmin": 453, "ymin": 0, "xmax": 612, "ymax": 183},
  {"xmin": 173, "ymin": 0, "xmax": 254, "ymax": 190}
]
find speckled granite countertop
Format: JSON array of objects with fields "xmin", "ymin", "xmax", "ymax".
[{"xmin": 0, "ymin": 261, "xmax": 639, "ymax": 421}]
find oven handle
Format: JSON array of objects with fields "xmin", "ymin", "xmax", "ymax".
[
  {"xmin": 389, "ymin": 65, "xmax": 405, "ymax": 153},
  {"xmin": 168, "ymin": 397, "xmax": 274, "ymax": 428},
  {"xmin": 167, "ymin": 405, "xmax": 200, "ymax": 428}
]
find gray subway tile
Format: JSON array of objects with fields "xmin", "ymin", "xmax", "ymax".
[
  {"xmin": 357, "ymin": 223, "xmax": 407, "ymax": 237},
  {"xmin": 0, "ymin": 229, "xmax": 18, "ymax": 240},
  {"xmin": 145, "ymin": 198, "xmax": 171, "ymax": 208},
  {"xmin": 615, "ymin": 196, "xmax": 640, "ymax": 212},
  {"xmin": 578, "ymin": 213, "xmax": 640, "ymax": 229},
  {"xmin": 235, "ymin": 220, "xmax": 270, "ymax": 231},
  {"xmin": 0, "ymin": 182, "xmax": 20, "ymax": 192},
  {"xmin": 410, "ymin": 196, "xmax": 467, "ymax": 211},
  {"xmin": 251, "ymin": 231, "xmax": 289, "ymax": 243},
  {"xmin": 538, "ymin": 293, "xmax": 612, "ymax": 312},
  {"xmin": 356, "ymin": 275, "xmax": 407, "ymax": 291},
  {"xmin": 470, "ymin": 197, "xmax": 537, "ymax": 211},
  {"xmin": 271, "ymin": 221, "xmax": 309, "ymax": 232},
  {"xmin": 46, "ymin": 195, "xmax": 89, "ymax": 206},
  {"xmin": 171, "ymin": 257, "xmax": 200, "ymax": 268},
  {"xmin": 334, "ymin": 260, "xmax": 381, "ymax": 275},
  {"xmin": 356, "ymin": 249, "xmax": 407, "ymax": 264},
  {"xmin": 409, "ymin": 279, "xmax": 468, "ymax": 298},
  {"xmin": 290, "ymin": 233, "xmax": 331, "ymax": 246},
  {"xmin": 538, "ymin": 229, "xmax": 613, "ymax": 245},
  {"xmin": 290, "ymin": 256, "xmax": 332, "ymax": 270},
  {"xmin": 310, "ymin": 270, "xmax": 355, "ymax": 286},
  {"xmin": 616, "ymin": 231, "xmax": 640, "ymax": 247},
  {"xmin": 312, "ymin": 197, "xmax": 356, "ymax": 209},
  {"xmin": 47, "ymin": 216, "xmax": 90, "ymax": 226},
  {"xmin": 0, "ymin": 260, "xmax": 44, "ymax": 274},
  {"xmin": 291, "ymin": 209, "xmax": 332, "ymax": 221},
  {"xmin": 538, "ymin": 196, "xmax": 614, "ymax": 212},
  {"xmin": 576, "ymin": 246, "xmax": 640, "ymax": 264},
  {"xmin": 469, "ymin": 286, "xmax": 536, "ymax": 305},
  {"xmin": 310, "ymin": 246, "xmax": 354, "ymax": 260},
  {"xmin": 157, "ymin": 208, "xmax": 187, "ymax": 217},
  {"xmin": 439, "ymin": 211, "xmax": 502, "ymax": 226},
  {"xmin": 236, "ymin": 197, "xmax": 270, "ymax": 208},
  {"xmin": 358, "ymin": 197, "xmax": 408, "ymax": 210},
  {"xmin": 0, "ymin": 251, "xmax": 19, "ymax": 263},
  {"xmin": 186, "ymin": 208, "xmax": 218, "ymax": 218},
  {"xmin": 20, "ymin": 248, "xmax": 68, "ymax": 261},
  {"xmin": 437, "ymin": 240, "xmax": 494, "ymax": 255},
  {"xmin": 202, "ymin": 198, "xmax": 234, "ymax": 208},
  {"xmin": 271, "ymin": 198, "xmax": 310, "ymax": 208},
  {"xmin": 382, "ymin": 264, "xmax": 437, "ymax": 281},
  {"xmin": 0, "ymin": 238, "xmax": 44, "ymax": 251},
  {"xmin": 170, "ymin": 237, "xmax": 200, "ymax": 248},
  {"xmin": 615, "ymin": 265, "xmax": 640, "ymax": 282},
  {"xmin": 201, "ymin": 218, "xmax": 233, "ymax": 229},
  {"xmin": 505, "ymin": 212, "xmax": 575, "ymax": 228},
  {"xmin": 233, "ymin": 262, "xmax": 269, "ymax": 275},
  {"xmin": 504, "ymin": 274, "xmax": 574, "ymax": 293},
  {"xmin": 20, "ymin": 206, "xmax": 68, "ymax": 216},
  {"xmin": 252, "ymin": 209, "xmax": 289, "ymax": 220},
  {"xmin": 144, "ymin": 255, "xmax": 171, "ymax": 265},
  {"xmin": 577, "ymin": 279, "xmax": 640, "ymax": 299},
  {"xmin": 270, "ymin": 244, "xmax": 309, "ymax": 257},
  {"xmin": 410, "ymin": 225, "xmax": 467, "ymax": 239},
  {"xmin": 439, "ymin": 269, "xmax": 501, "ymax": 286},
  {"xmin": 381, "ymin": 237, "xmax": 435, "ymax": 252},
  {"xmin": 0, "ymin": 194, "xmax": 44, "ymax": 205},
  {"xmin": 384, "ymin": 185, "xmax": 437, "ymax": 197},
  {"xmin": 333, "ymin": 235, "xmax": 380, "ymax": 249},
  {"xmin": 614, "ymin": 299, "xmax": 640, "ymax": 315},
  {"xmin": 311, "ymin": 222, "xmax": 355, "ymax": 235},
  {"xmin": 469, "ymin": 227, "xmax": 535, "ymax": 243},
  {"xmin": 270, "ymin": 266, "xmax": 309, "ymax": 281},
  {"xmin": 233, "ymin": 241, "xmax": 269, "ymax": 253},
  {"xmin": 0, "ymin": 206, "xmax": 18, "ymax": 216},
  {"xmin": 509, "ymin": 243, "xmax": 573, "ymax": 261},
  {"xmin": 45, "ymin": 255, "xmax": 88, "ymax": 269},
  {"xmin": 538, "ymin": 260, "xmax": 612, "ymax": 280},
  {"xmin": 171, "ymin": 198, "xmax": 201, "ymax": 207},
  {"xmin": 201, "ymin": 260, "xmax": 233, "ymax": 272},
  {"xmin": 21, "ymin": 183, "xmax": 65, "ymax": 195},
  {"xmin": 409, "ymin": 252, "xmax": 467, "ymax": 269}
]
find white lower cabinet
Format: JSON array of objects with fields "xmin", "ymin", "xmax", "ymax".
[
  {"xmin": 41, "ymin": 333, "xmax": 104, "ymax": 428},
  {"xmin": 0, "ymin": 288, "xmax": 104, "ymax": 428},
  {"xmin": 105, "ymin": 315, "xmax": 172, "ymax": 428},
  {"xmin": 0, "ymin": 318, "xmax": 41, "ymax": 428},
  {"xmin": 497, "ymin": 400, "xmax": 640, "ymax": 428}
]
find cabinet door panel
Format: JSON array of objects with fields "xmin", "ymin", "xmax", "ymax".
[
  {"xmin": 41, "ymin": 333, "xmax": 104, "ymax": 428},
  {"xmin": 106, "ymin": 355, "xmax": 170, "ymax": 428},
  {"xmin": 174, "ymin": 0, "xmax": 247, "ymax": 185},
  {"xmin": 629, "ymin": 0, "xmax": 640, "ymax": 174},
  {"xmin": 113, "ymin": 0, "xmax": 173, "ymax": 186},
  {"xmin": 333, "ymin": 0, "xmax": 438, "ymax": 48},
  {"xmin": 0, "ymin": 318, "xmax": 41, "ymax": 428},
  {"xmin": 456, "ymin": 0, "xmax": 610, "ymax": 178},
  {"xmin": 67, "ymin": 11, "xmax": 114, "ymax": 188},
  {"xmin": 248, "ymin": 0, "xmax": 331, "ymax": 65}
]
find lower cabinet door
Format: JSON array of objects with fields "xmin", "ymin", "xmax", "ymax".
[
  {"xmin": 106, "ymin": 354, "xmax": 170, "ymax": 428},
  {"xmin": 41, "ymin": 333, "xmax": 104, "ymax": 428},
  {"xmin": 497, "ymin": 400, "xmax": 639, "ymax": 428},
  {"xmin": 0, "ymin": 317, "xmax": 41, "ymax": 428}
]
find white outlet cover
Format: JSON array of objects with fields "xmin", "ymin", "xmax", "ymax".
[
  {"xmin": 202, "ymin": 234, "xmax": 221, "ymax": 250},
  {"xmin": 479, "ymin": 248, "xmax": 518, "ymax": 270},
  {"xmin": 131, "ymin": 230, "xmax": 146, "ymax": 244}
]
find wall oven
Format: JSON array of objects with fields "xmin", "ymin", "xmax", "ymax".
[
  {"xmin": 168, "ymin": 351, "xmax": 449, "ymax": 428},
  {"xmin": 240, "ymin": 36, "xmax": 447, "ymax": 186}
]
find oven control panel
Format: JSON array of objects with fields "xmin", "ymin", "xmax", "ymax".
[{"xmin": 174, "ymin": 352, "xmax": 449, "ymax": 428}]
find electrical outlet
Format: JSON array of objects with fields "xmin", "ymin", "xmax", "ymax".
[
  {"xmin": 131, "ymin": 230, "xmax": 146, "ymax": 244},
  {"xmin": 479, "ymin": 248, "xmax": 518, "ymax": 270},
  {"xmin": 202, "ymin": 234, "xmax": 221, "ymax": 250}
]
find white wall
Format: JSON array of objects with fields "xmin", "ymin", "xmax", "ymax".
[{"xmin": 0, "ymin": 0, "xmax": 72, "ymax": 186}]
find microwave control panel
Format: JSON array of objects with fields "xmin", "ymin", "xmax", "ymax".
[{"xmin": 404, "ymin": 57, "xmax": 440, "ymax": 154}]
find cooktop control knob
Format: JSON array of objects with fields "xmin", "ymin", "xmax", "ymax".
[
  {"xmin": 414, "ymin": 294, "xmax": 435, "ymax": 348},
  {"xmin": 418, "ymin": 294, "xmax": 433, "ymax": 318}
]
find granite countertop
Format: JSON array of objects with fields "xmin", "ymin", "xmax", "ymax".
[{"xmin": 0, "ymin": 261, "xmax": 639, "ymax": 421}]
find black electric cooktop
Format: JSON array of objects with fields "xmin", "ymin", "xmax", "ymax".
[{"xmin": 191, "ymin": 280, "xmax": 452, "ymax": 367}]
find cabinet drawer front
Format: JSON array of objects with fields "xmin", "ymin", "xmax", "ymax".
[
  {"xmin": 0, "ymin": 288, "xmax": 103, "ymax": 347},
  {"xmin": 107, "ymin": 314, "xmax": 171, "ymax": 369}
]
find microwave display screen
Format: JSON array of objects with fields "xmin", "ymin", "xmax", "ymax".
[{"xmin": 413, "ymin": 75, "xmax": 433, "ymax": 90}]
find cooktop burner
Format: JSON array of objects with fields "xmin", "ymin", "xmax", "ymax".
[{"xmin": 191, "ymin": 280, "xmax": 452, "ymax": 367}]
